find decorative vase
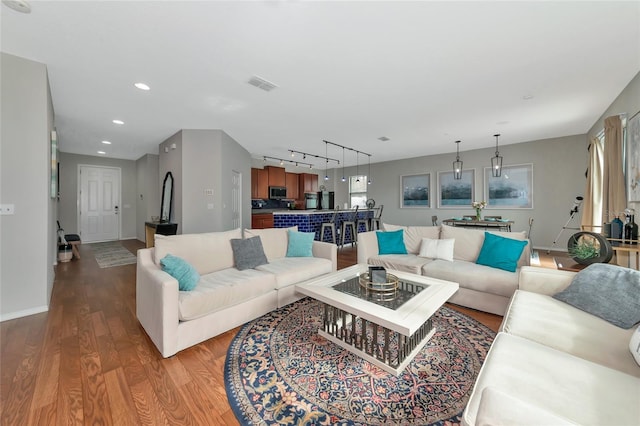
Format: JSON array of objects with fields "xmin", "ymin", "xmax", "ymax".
[{"xmin": 475, "ymin": 209, "xmax": 481, "ymax": 221}]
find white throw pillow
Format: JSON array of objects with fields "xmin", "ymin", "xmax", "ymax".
[
  {"xmin": 418, "ymin": 238, "xmax": 454, "ymax": 262},
  {"xmin": 630, "ymin": 325, "xmax": 640, "ymax": 367}
]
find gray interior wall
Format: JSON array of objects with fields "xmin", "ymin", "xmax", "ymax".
[
  {"xmin": 221, "ymin": 131, "xmax": 252, "ymax": 230},
  {"xmin": 159, "ymin": 131, "xmax": 183, "ymax": 231},
  {"xmin": 330, "ymin": 134, "xmax": 588, "ymax": 252},
  {"xmin": 58, "ymin": 152, "xmax": 137, "ymax": 239},
  {"xmin": 0, "ymin": 53, "xmax": 54, "ymax": 320},
  {"xmin": 135, "ymin": 154, "xmax": 160, "ymax": 241}
]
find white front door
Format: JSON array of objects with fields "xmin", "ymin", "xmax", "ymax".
[
  {"xmin": 232, "ymin": 170, "xmax": 242, "ymax": 229},
  {"xmin": 79, "ymin": 165, "xmax": 120, "ymax": 242}
]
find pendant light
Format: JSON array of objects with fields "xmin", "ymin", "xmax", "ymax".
[
  {"xmin": 367, "ymin": 155, "xmax": 372, "ymax": 185},
  {"xmin": 341, "ymin": 147, "xmax": 346, "ymax": 182},
  {"xmin": 355, "ymin": 152, "xmax": 360, "ymax": 182},
  {"xmin": 324, "ymin": 142, "xmax": 329, "ymax": 181},
  {"xmin": 491, "ymin": 134, "xmax": 503, "ymax": 177},
  {"xmin": 453, "ymin": 140, "xmax": 463, "ymax": 180}
]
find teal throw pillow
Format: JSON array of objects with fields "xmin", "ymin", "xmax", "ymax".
[
  {"xmin": 286, "ymin": 230, "xmax": 315, "ymax": 257},
  {"xmin": 476, "ymin": 232, "xmax": 528, "ymax": 272},
  {"xmin": 160, "ymin": 254, "xmax": 200, "ymax": 291},
  {"xmin": 376, "ymin": 229, "xmax": 408, "ymax": 255}
]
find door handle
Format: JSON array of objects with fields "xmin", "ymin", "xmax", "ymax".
[{"xmin": 115, "ymin": 205, "xmax": 119, "ymax": 215}]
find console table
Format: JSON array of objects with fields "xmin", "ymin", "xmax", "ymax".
[
  {"xmin": 145, "ymin": 221, "xmax": 178, "ymax": 248},
  {"xmin": 442, "ymin": 218, "xmax": 513, "ymax": 232}
]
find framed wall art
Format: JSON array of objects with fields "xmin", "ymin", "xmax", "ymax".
[
  {"xmin": 627, "ymin": 111, "xmax": 640, "ymax": 202},
  {"xmin": 437, "ymin": 169, "xmax": 475, "ymax": 208},
  {"xmin": 484, "ymin": 163, "xmax": 533, "ymax": 209},
  {"xmin": 400, "ymin": 173, "xmax": 430, "ymax": 208},
  {"xmin": 51, "ymin": 130, "xmax": 58, "ymax": 199}
]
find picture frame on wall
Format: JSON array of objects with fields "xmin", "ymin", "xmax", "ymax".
[
  {"xmin": 627, "ymin": 111, "xmax": 640, "ymax": 202},
  {"xmin": 483, "ymin": 163, "xmax": 533, "ymax": 209},
  {"xmin": 437, "ymin": 169, "xmax": 475, "ymax": 208},
  {"xmin": 50, "ymin": 130, "xmax": 58, "ymax": 199},
  {"xmin": 400, "ymin": 173, "xmax": 431, "ymax": 208}
]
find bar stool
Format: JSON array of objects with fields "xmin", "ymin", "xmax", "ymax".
[
  {"xmin": 340, "ymin": 206, "xmax": 359, "ymax": 249},
  {"xmin": 320, "ymin": 208, "xmax": 339, "ymax": 244},
  {"xmin": 356, "ymin": 208, "xmax": 370, "ymax": 233},
  {"xmin": 370, "ymin": 205, "xmax": 384, "ymax": 230},
  {"xmin": 431, "ymin": 215, "xmax": 438, "ymax": 226}
]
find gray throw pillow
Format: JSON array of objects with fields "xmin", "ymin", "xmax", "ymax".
[
  {"xmin": 553, "ymin": 263, "xmax": 640, "ymax": 329},
  {"xmin": 230, "ymin": 236, "xmax": 268, "ymax": 271}
]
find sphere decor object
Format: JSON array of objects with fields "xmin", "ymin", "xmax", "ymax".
[
  {"xmin": 366, "ymin": 198, "xmax": 376, "ymax": 209},
  {"xmin": 567, "ymin": 231, "xmax": 613, "ymax": 265}
]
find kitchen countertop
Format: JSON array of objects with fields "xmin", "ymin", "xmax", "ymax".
[{"xmin": 252, "ymin": 208, "xmax": 375, "ymax": 215}]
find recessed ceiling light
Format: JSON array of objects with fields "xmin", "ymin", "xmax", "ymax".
[
  {"xmin": 522, "ymin": 95, "xmax": 534, "ymax": 100},
  {"xmin": 112, "ymin": 119, "xmax": 124, "ymax": 125},
  {"xmin": 134, "ymin": 82, "xmax": 150, "ymax": 91},
  {"xmin": 97, "ymin": 151, "xmax": 106, "ymax": 155},
  {"xmin": 2, "ymin": 0, "xmax": 31, "ymax": 13},
  {"xmin": 101, "ymin": 140, "xmax": 112, "ymax": 145}
]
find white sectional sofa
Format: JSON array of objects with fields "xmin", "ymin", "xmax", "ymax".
[
  {"xmin": 463, "ymin": 266, "xmax": 640, "ymax": 426},
  {"xmin": 357, "ymin": 224, "xmax": 531, "ymax": 315},
  {"xmin": 136, "ymin": 227, "xmax": 337, "ymax": 358}
]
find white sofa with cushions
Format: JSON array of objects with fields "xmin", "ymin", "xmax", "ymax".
[
  {"xmin": 357, "ymin": 224, "xmax": 530, "ymax": 315},
  {"xmin": 463, "ymin": 265, "xmax": 640, "ymax": 426},
  {"xmin": 136, "ymin": 226, "xmax": 337, "ymax": 358}
]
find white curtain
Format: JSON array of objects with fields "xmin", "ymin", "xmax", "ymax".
[{"xmin": 581, "ymin": 137, "xmax": 604, "ymax": 231}]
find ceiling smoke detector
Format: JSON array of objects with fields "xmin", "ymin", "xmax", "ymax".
[
  {"xmin": 2, "ymin": 0, "xmax": 31, "ymax": 13},
  {"xmin": 248, "ymin": 76, "xmax": 278, "ymax": 92},
  {"xmin": 378, "ymin": 136, "xmax": 390, "ymax": 142}
]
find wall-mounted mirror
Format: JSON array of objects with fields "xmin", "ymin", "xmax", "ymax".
[{"xmin": 160, "ymin": 171, "xmax": 174, "ymax": 222}]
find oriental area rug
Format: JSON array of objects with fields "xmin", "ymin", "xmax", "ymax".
[
  {"xmin": 224, "ymin": 298, "xmax": 495, "ymax": 426},
  {"xmin": 89, "ymin": 241, "xmax": 137, "ymax": 268}
]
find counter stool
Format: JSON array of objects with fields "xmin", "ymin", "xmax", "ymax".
[
  {"xmin": 340, "ymin": 206, "xmax": 359, "ymax": 249},
  {"xmin": 371, "ymin": 205, "xmax": 384, "ymax": 230},
  {"xmin": 320, "ymin": 208, "xmax": 339, "ymax": 244},
  {"xmin": 432, "ymin": 215, "xmax": 438, "ymax": 226},
  {"xmin": 356, "ymin": 210, "xmax": 370, "ymax": 233}
]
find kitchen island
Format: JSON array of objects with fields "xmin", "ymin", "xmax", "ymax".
[{"xmin": 273, "ymin": 209, "xmax": 375, "ymax": 243}]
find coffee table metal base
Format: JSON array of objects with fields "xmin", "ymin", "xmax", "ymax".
[{"xmin": 319, "ymin": 303, "xmax": 436, "ymax": 376}]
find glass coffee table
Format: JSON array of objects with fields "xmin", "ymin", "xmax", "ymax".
[{"xmin": 296, "ymin": 264, "xmax": 459, "ymax": 375}]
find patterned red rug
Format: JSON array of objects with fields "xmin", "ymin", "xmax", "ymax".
[{"xmin": 224, "ymin": 298, "xmax": 495, "ymax": 425}]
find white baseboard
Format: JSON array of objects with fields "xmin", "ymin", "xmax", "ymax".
[{"xmin": 1, "ymin": 305, "xmax": 49, "ymax": 322}]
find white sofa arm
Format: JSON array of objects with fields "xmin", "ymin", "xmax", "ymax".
[
  {"xmin": 312, "ymin": 241, "xmax": 338, "ymax": 271},
  {"xmin": 136, "ymin": 248, "xmax": 180, "ymax": 358},
  {"xmin": 357, "ymin": 231, "xmax": 379, "ymax": 265},
  {"xmin": 518, "ymin": 266, "xmax": 576, "ymax": 295}
]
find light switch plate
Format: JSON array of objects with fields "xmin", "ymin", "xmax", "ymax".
[{"xmin": 0, "ymin": 204, "xmax": 15, "ymax": 215}]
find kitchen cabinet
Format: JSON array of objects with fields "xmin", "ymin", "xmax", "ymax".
[
  {"xmin": 298, "ymin": 173, "xmax": 318, "ymax": 196},
  {"xmin": 285, "ymin": 172, "xmax": 299, "ymax": 199},
  {"xmin": 266, "ymin": 166, "xmax": 286, "ymax": 187},
  {"xmin": 251, "ymin": 168, "xmax": 268, "ymax": 199},
  {"xmin": 251, "ymin": 213, "xmax": 273, "ymax": 229}
]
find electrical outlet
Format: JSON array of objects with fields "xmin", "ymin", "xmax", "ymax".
[
  {"xmin": 204, "ymin": 189, "xmax": 213, "ymax": 196},
  {"xmin": 0, "ymin": 204, "xmax": 15, "ymax": 215}
]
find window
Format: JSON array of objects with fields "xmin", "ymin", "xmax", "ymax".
[{"xmin": 349, "ymin": 175, "xmax": 367, "ymax": 208}]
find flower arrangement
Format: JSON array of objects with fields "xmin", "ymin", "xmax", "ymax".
[{"xmin": 471, "ymin": 201, "xmax": 487, "ymax": 220}]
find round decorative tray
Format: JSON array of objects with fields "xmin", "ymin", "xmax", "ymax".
[{"xmin": 359, "ymin": 272, "xmax": 399, "ymax": 293}]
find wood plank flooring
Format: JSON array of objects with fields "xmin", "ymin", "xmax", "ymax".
[{"xmin": 1, "ymin": 240, "xmax": 560, "ymax": 425}]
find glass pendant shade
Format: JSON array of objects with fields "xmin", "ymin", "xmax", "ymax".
[
  {"xmin": 453, "ymin": 140, "xmax": 463, "ymax": 180},
  {"xmin": 491, "ymin": 134, "xmax": 503, "ymax": 177}
]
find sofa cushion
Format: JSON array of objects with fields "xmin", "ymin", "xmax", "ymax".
[
  {"xmin": 441, "ymin": 224, "xmax": 529, "ymax": 267},
  {"xmin": 463, "ymin": 333, "xmax": 640, "ymax": 426},
  {"xmin": 256, "ymin": 257, "xmax": 333, "ymax": 289},
  {"xmin": 230, "ymin": 236, "xmax": 268, "ymax": 270},
  {"xmin": 178, "ymin": 267, "xmax": 276, "ymax": 321},
  {"xmin": 154, "ymin": 228, "xmax": 241, "ymax": 274},
  {"xmin": 383, "ymin": 223, "xmax": 440, "ymax": 254},
  {"xmin": 418, "ymin": 238, "xmax": 454, "ymax": 262},
  {"xmin": 368, "ymin": 254, "xmax": 433, "ymax": 275},
  {"xmin": 160, "ymin": 254, "xmax": 200, "ymax": 291},
  {"xmin": 422, "ymin": 259, "xmax": 518, "ymax": 298},
  {"xmin": 501, "ymin": 290, "xmax": 640, "ymax": 377},
  {"xmin": 286, "ymin": 230, "xmax": 315, "ymax": 257},
  {"xmin": 476, "ymin": 232, "xmax": 528, "ymax": 272},
  {"xmin": 376, "ymin": 230, "xmax": 407, "ymax": 254},
  {"xmin": 553, "ymin": 263, "xmax": 640, "ymax": 329},
  {"xmin": 245, "ymin": 226, "xmax": 297, "ymax": 261}
]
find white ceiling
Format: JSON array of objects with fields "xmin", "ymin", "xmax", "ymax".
[{"xmin": 2, "ymin": 1, "xmax": 639, "ymax": 167}]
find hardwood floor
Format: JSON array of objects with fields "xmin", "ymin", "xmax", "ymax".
[{"xmin": 0, "ymin": 240, "xmax": 560, "ymax": 425}]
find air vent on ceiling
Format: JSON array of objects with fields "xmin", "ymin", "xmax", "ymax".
[
  {"xmin": 378, "ymin": 136, "xmax": 390, "ymax": 142},
  {"xmin": 248, "ymin": 76, "xmax": 278, "ymax": 92}
]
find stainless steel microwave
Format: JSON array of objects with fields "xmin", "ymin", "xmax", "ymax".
[{"xmin": 269, "ymin": 186, "xmax": 287, "ymax": 199}]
